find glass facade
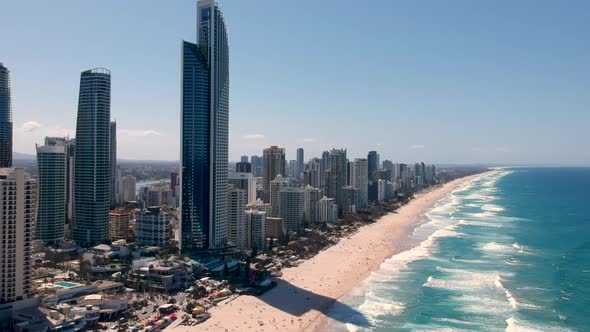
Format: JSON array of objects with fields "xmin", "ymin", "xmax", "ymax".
[
  {"xmin": 181, "ymin": 0, "xmax": 230, "ymax": 251},
  {"xmin": 0, "ymin": 63, "xmax": 13, "ymax": 167},
  {"xmin": 72, "ymin": 68, "xmax": 111, "ymax": 247},
  {"xmin": 35, "ymin": 144, "xmax": 67, "ymax": 243}
]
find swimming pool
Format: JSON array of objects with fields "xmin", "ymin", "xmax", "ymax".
[{"xmin": 55, "ymin": 281, "xmax": 82, "ymax": 288}]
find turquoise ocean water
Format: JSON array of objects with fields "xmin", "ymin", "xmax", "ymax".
[{"xmin": 325, "ymin": 168, "xmax": 590, "ymax": 331}]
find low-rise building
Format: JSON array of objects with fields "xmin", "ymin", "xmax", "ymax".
[
  {"xmin": 109, "ymin": 209, "xmax": 130, "ymax": 240},
  {"xmin": 265, "ymin": 217, "xmax": 284, "ymax": 241},
  {"xmin": 136, "ymin": 207, "xmax": 172, "ymax": 247},
  {"xmin": 126, "ymin": 259, "xmax": 192, "ymax": 292}
]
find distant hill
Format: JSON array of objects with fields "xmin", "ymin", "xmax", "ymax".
[{"xmin": 13, "ymin": 152, "xmax": 35, "ymax": 160}]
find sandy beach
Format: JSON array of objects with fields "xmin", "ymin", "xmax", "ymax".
[{"xmin": 170, "ymin": 174, "xmax": 482, "ymax": 332}]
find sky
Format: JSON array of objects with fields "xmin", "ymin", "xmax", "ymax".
[{"xmin": 2, "ymin": 0, "xmax": 589, "ymax": 164}]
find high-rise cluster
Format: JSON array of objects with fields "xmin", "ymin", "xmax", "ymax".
[{"xmin": 233, "ymin": 144, "xmax": 439, "ymax": 248}]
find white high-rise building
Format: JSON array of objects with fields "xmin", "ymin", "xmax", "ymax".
[
  {"xmin": 228, "ymin": 172, "xmax": 256, "ymax": 204},
  {"xmin": 303, "ymin": 185, "xmax": 322, "ymax": 225},
  {"xmin": 228, "ymin": 187, "xmax": 247, "ymax": 250},
  {"xmin": 121, "ymin": 175, "xmax": 136, "ymax": 202},
  {"xmin": 319, "ymin": 196, "xmax": 336, "ymax": 224},
  {"xmin": 136, "ymin": 207, "xmax": 172, "ymax": 247},
  {"xmin": 270, "ymin": 174, "xmax": 289, "ymax": 217},
  {"xmin": 279, "ymin": 187, "xmax": 304, "ymax": 235},
  {"xmin": 304, "ymin": 158, "xmax": 321, "ymax": 189},
  {"xmin": 247, "ymin": 210, "xmax": 266, "ymax": 250},
  {"xmin": 35, "ymin": 143, "xmax": 66, "ymax": 243},
  {"xmin": 247, "ymin": 198, "xmax": 272, "ymax": 216},
  {"xmin": 0, "ymin": 168, "xmax": 35, "ymax": 303}
]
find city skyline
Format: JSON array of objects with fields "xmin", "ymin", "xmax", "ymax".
[
  {"xmin": 3, "ymin": 0, "xmax": 589, "ymax": 165},
  {"xmin": 0, "ymin": 1, "xmax": 588, "ymax": 330}
]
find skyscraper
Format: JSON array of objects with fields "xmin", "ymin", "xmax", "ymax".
[
  {"xmin": 228, "ymin": 186, "xmax": 247, "ymax": 250},
  {"xmin": 262, "ymin": 145, "xmax": 285, "ymax": 201},
  {"xmin": 368, "ymin": 151, "xmax": 380, "ymax": 181},
  {"xmin": 296, "ymin": 148, "xmax": 304, "ymax": 179},
  {"xmin": 228, "ymin": 171, "xmax": 256, "ymax": 204},
  {"xmin": 327, "ymin": 148, "xmax": 347, "ymax": 214},
  {"xmin": 0, "ymin": 63, "xmax": 12, "ymax": 167},
  {"xmin": 341, "ymin": 186, "xmax": 360, "ymax": 213},
  {"xmin": 121, "ymin": 175, "xmax": 136, "ymax": 202},
  {"xmin": 414, "ymin": 162, "xmax": 425, "ymax": 186},
  {"xmin": 250, "ymin": 155, "xmax": 263, "ymax": 177},
  {"xmin": 171, "ymin": 171, "xmax": 180, "ymax": 197},
  {"xmin": 110, "ymin": 121, "xmax": 117, "ymax": 208},
  {"xmin": 235, "ymin": 161, "xmax": 252, "ymax": 173},
  {"xmin": 279, "ymin": 187, "xmax": 304, "ymax": 235},
  {"xmin": 181, "ymin": 0, "xmax": 230, "ymax": 251},
  {"xmin": 303, "ymin": 158, "xmax": 321, "ymax": 189},
  {"xmin": 288, "ymin": 160, "xmax": 297, "ymax": 178},
  {"xmin": 320, "ymin": 151, "xmax": 330, "ymax": 192},
  {"xmin": 270, "ymin": 174, "xmax": 289, "ymax": 217},
  {"xmin": 35, "ymin": 143, "xmax": 67, "ymax": 243},
  {"xmin": 319, "ymin": 196, "xmax": 336, "ymax": 224},
  {"xmin": 247, "ymin": 210, "xmax": 266, "ymax": 250},
  {"xmin": 72, "ymin": 68, "xmax": 111, "ymax": 247},
  {"xmin": 352, "ymin": 158, "xmax": 369, "ymax": 209},
  {"xmin": 382, "ymin": 160, "xmax": 394, "ymax": 172},
  {"xmin": 240, "ymin": 155, "xmax": 249, "ymax": 163},
  {"xmin": 37, "ymin": 137, "xmax": 76, "ymax": 239},
  {"xmin": 0, "ymin": 168, "xmax": 35, "ymax": 303},
  {"xmin": 303, "ymin": 185, "xmax": 322, "ymax": 225}
]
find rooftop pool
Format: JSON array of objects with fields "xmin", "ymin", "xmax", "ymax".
[{"xmin": 55, "ymin": 281, "xmax": 83, "ymax": 288}]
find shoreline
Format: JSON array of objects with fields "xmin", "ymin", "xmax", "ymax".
[{"xmin": 170, "ymin": 173, "xmax": 485, "ymax": 332}]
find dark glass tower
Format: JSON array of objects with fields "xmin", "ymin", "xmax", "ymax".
[
  {"xmin": 36, "ymin": 143, "xmax": 67, "ymax": 244},
  {"xmin": 368, "ymin": 151, "xmax": 380, "ymax": 181},
  {"xmin": 110, "ymin": 121, "xmax": 117, "ymax": 208},
  {"xmin": 0, "ymin": 63, "xmax": 13, "ymax": 167},
  {"xmin": 72, "ymin": 68, "xmax": 111, "ymax": 247},
  {"xmin": 296, "ymin": 148, "xmax": 304, "ymax": 179},
  {"xmin": 327, "ymin": 148, "xmax": 347, "ymax": 215},
  {"xmin": 181, "ymin": 0, "xmax": 229, "ymax": 251}
]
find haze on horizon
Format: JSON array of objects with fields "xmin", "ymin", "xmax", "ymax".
[{"xmin": 2, "ymin": 0, "xmax": 589, "ymax": 165}]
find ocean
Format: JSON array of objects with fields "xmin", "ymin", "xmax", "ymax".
[{"xmin": 325, "ymin": 167, "xmax": 590, "ymax": 331}]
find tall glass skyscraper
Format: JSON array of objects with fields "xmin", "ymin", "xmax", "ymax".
[
  {"xmin": 327, "ymin": 148, "xmax": 348, "ymax": 214},
  {"xmin": 181, "ymin": 0, "xmax": 229, "ymax": 252},
  {"xmin": 72, "ymin": 68, "xmax": 111, "ymax": 247},
  {"xmin": 0, "ymin": 63, "xmax": 13, "ymax": 167},
  {"xmin": 110, "ymin": 121, "xmax": 117, "ymax": 208},
  {"xmin": 36, "ymin": 143, "xmax": 67, "ymax": 243},
  {"xmin": 296, "ymin": 148, "xmax": 304, "ymax": 179},
  {"xmin": 368, "ymin": 151, "xmax": 380, "ymax": 181}
]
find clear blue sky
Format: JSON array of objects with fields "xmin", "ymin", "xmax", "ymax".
[{"xmin": 2, "ymin": 0, "xmax": 589, "ymax": 164}]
